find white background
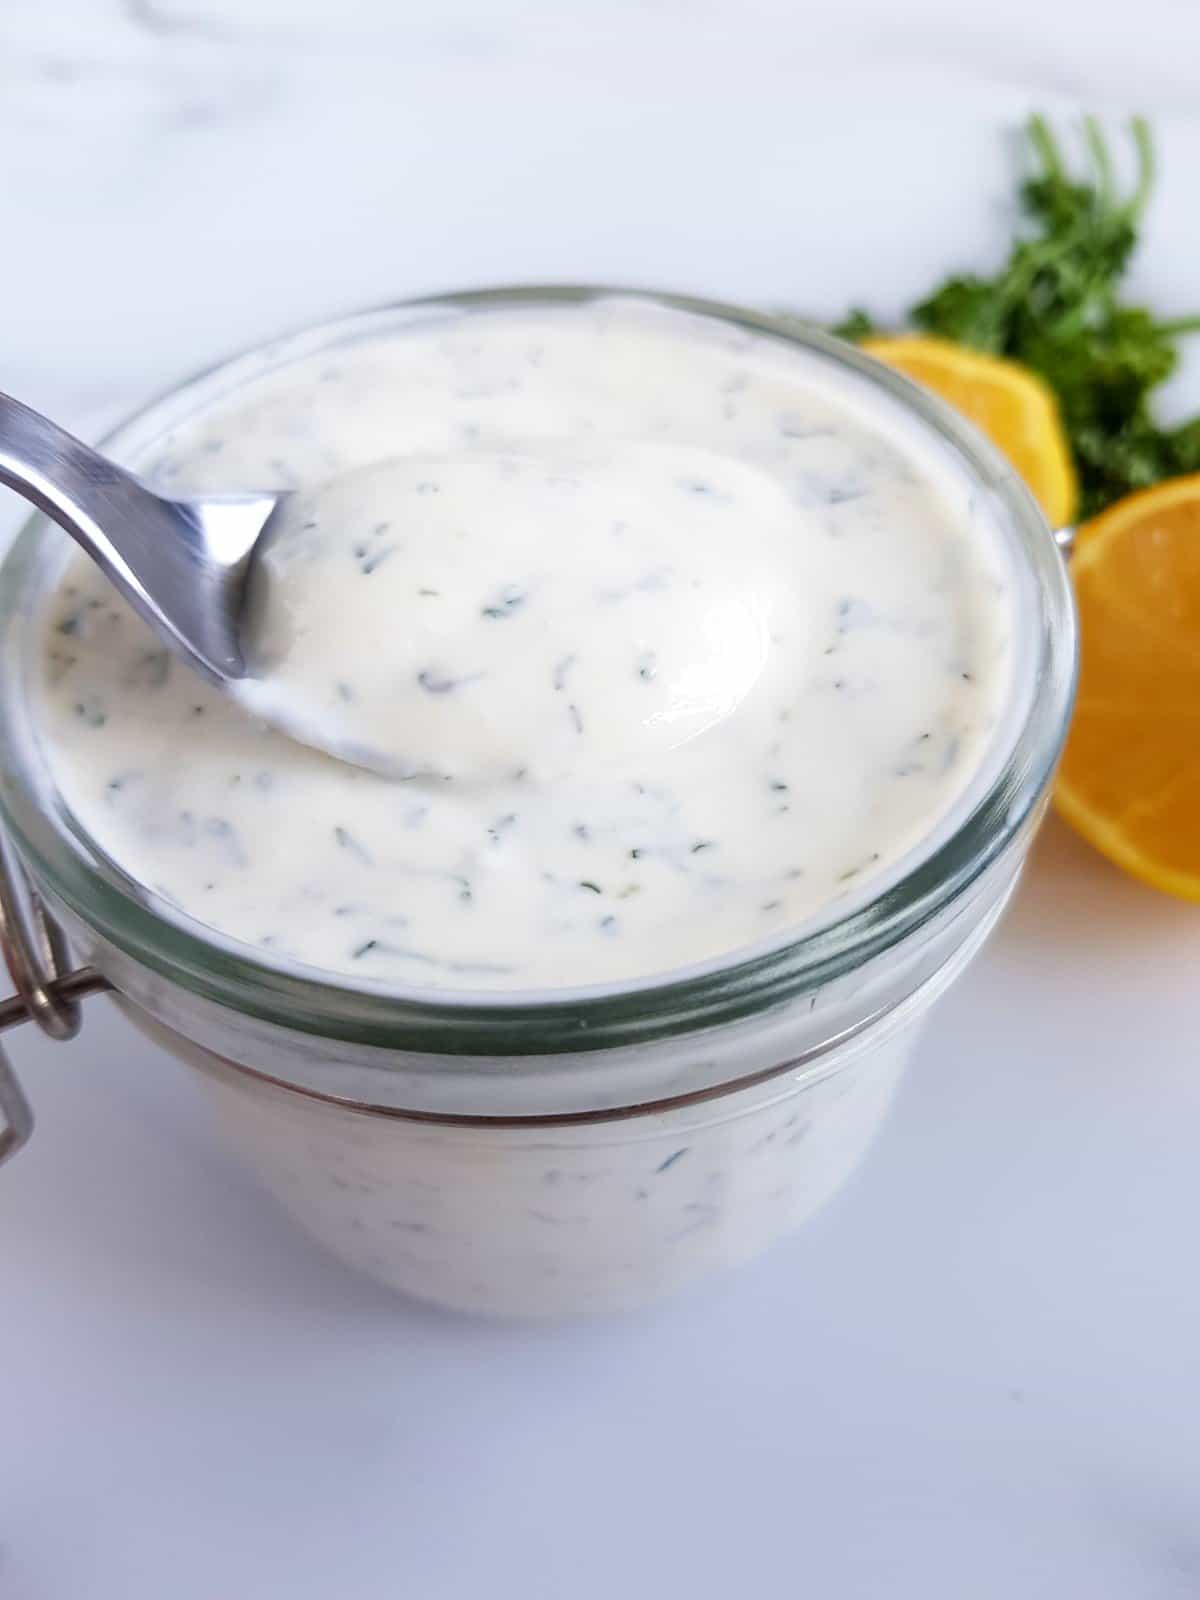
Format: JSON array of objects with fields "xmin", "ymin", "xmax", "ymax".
[{"xmin": 3, "ymin": 3, "xmax": 1200, "ymax": 1595}]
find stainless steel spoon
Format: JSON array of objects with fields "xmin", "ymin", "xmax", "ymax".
[{"xmin": 0, "ymin": 391, "xmax": 280, "ymax": 683}]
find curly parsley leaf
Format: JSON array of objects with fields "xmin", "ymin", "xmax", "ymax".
[{"xmin": 835, "ymin": 115, "xmax": 1200, "ymax": 518}]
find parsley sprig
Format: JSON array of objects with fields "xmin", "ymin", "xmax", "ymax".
[{"xmin": 836, "ymin": 116, "xmax": 1200, "ymax": 517}]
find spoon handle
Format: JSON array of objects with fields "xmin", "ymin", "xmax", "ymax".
[{"xmin": 0, "ymin": 391, "xmax": 271, "ymax": 681}]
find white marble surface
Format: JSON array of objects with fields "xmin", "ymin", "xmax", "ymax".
[{"xmin": 3, "ymin": 3, "xmax": 1200, "ymax": 1595}]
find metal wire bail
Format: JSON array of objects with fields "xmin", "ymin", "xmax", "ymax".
[{"xmin": 0, "ymin": 830, "xmax": 107, "ymax": 1164}]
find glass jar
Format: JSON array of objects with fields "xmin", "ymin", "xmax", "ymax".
[{"xmin": 0, "ymin": 288, "xmax": 1076, "ymax": 1317}]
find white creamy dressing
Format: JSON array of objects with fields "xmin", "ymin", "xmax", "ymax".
[
  {"xmin": 235, "ymin": 445, "xmax": 790, "ymax": 782},
  {"xmin": 33, "ymin": 300, "xmax": 1018, "ymax": 990}
]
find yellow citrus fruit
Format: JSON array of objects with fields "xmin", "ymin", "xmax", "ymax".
[
  {"xmin": 1056, "ymin": 476, "xmax": 1200, "ymax": 900},
  {"xmin": 862, "ymin": 335, "xmax": 1078, "ymax": 527}
]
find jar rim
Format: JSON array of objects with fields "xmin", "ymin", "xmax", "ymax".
[{"xmin": 0, "ymin": 284, "xmax": 1077, "ymax": 1056}]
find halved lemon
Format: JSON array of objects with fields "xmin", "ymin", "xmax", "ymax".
[
  {"xmin": 1055, "ymin": 476, "xmax": 1200, "ymax": 900},
  {"xmin": 862, "ymin": 335, "xmax": 1078, "ymax": 528}
]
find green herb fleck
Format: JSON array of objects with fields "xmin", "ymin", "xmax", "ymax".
[
  {"xmin": 656, "ymin": 1148, "xmax": 689, "ymax": 1173},
  {"xmin": 481, "ymin": 585, "xmax": 527, "ymax": 620},
  {"xmin": 334, "ymin": 825, "xmax": 373, "ymax": 864}
]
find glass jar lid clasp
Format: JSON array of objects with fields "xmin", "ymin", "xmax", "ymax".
[{"xmin": 0, "ymin": 831, "xmax": 109, "ymax": 1165}]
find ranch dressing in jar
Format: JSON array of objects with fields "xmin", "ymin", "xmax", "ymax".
[{"xmin": 33, "ymin": 299, "xmax": 1015, "ymax": 992}]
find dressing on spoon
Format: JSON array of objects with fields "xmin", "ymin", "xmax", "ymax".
[{"xmin": 235, "ymin": 447, "xmax": 797, "ymax": 783}]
